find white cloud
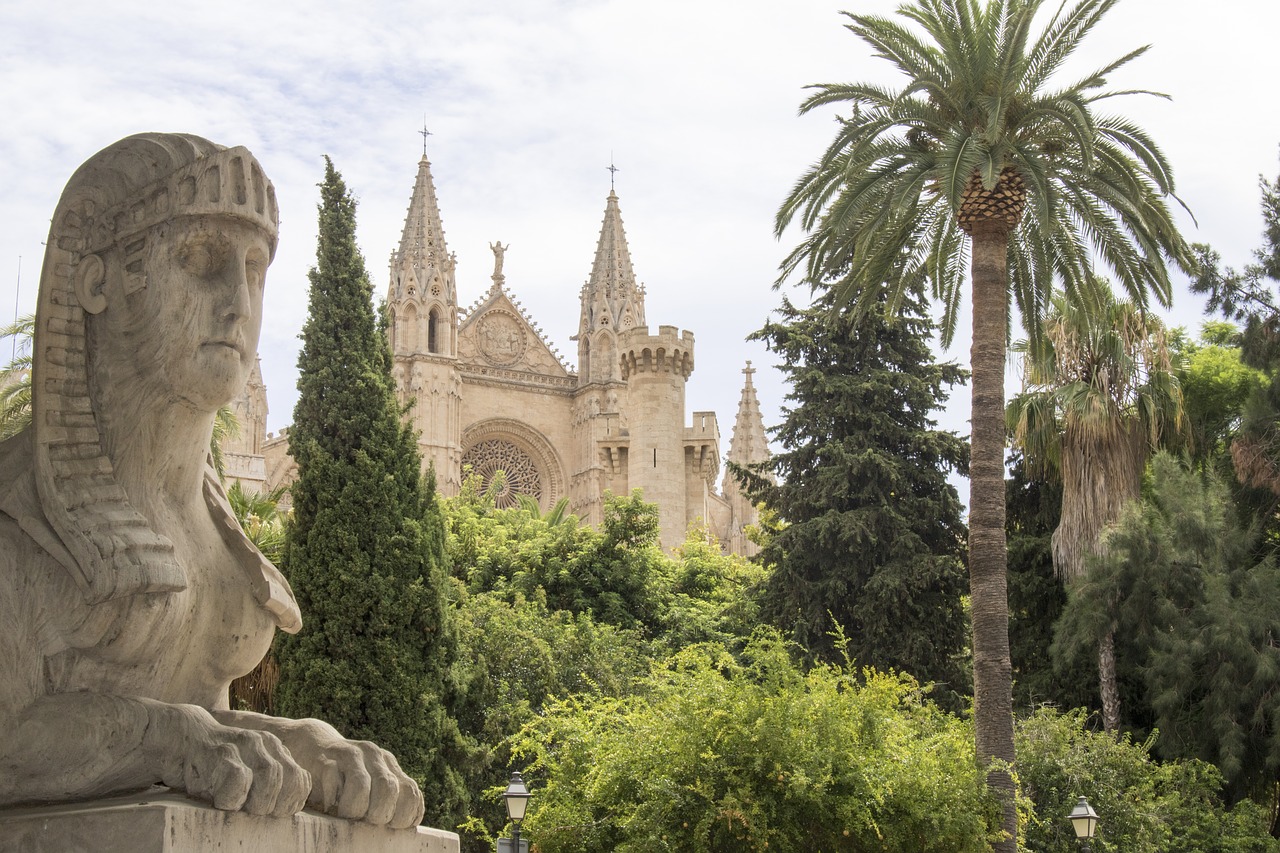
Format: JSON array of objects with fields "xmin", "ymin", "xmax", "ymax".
[{"xmin": 2, "ymin": 0, "xmax": 1277, "ymax": 490}]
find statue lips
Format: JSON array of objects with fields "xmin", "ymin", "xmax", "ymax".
[{"xmin": 203, "ymin": 335, "xmax": 248, "ymax": 360}]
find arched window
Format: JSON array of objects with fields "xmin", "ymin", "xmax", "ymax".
[
  {"xmin": 402, "ymin": 303, "xmax": 420, "ymax": 352},
  {"xmin": 593, "ymin": 331, "xmax": 616, "ymax": 383},
  {"xmin": 428, "ymin": 307, "xmax": 441, "ymax": 354}
]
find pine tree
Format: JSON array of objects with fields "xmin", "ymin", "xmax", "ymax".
[
  {"xmin": 275, "ymin": 158, "xmax": 465, "ymax": 825},
  {"xmin": 741, "ymin": 288, "xmax": 971, "ymax": 707}
]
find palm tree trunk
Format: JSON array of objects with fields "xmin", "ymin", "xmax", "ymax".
[
  {"xmin": 1099, "ymin": 625, "xmax": 1121, "ymax": 732},
  {"xmin": 969, "ymin": 225, "xmax": 1017, "ymax": 852}
]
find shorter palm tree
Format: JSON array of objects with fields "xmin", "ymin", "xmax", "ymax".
[
  {"xmin": 227, "ymin": 481, "xmax": 290, "ymax": 564},
  {"xmin": 227, "ymin": 482, "xmax": 290, "ymax": 712},
  {"xmin": 1008, "ymin": 284, "xmax": 1183, "ymax": 730},
  {"xmin": 0, "ymin": 314, "xmax": 34, "ymax": 440}
]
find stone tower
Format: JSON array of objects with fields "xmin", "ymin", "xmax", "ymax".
[
  {"xmin": 222, "ymin": 356, "xmax": 269, "ymax": 492},
  {"xmin": 619, "ymin": 324, "xmax": 695, "ymax": 552},
  {"xmin": 386, "ymin": 151, "xmax": 463, "ymax": 493},
  {"xmin": 571, "ymin": 190, "xmax": 647, "ymax": 526},
  {"xmin": 721, "ymin": 361, "xmax": 771, "ymax": 556}
]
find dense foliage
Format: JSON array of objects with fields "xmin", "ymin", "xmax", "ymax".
[
  {"xmin": 741, "ymin": 288, "xmax": 971, "ymax": 708},
  {"xmin": 274, "ymin": 157, "xmax": 465, "ymax": 824},
  {"xmin": 442, "ymin": 485, "xmax": 764, "ymax": 850},
  {"xmin": 1018, "ymin": 707, "xmax": 1278, "ymax": 852},
  {"xmin": 1057, "ymin": 454, "xmax": 1280, "ymax": 804},
  {"xmin": 513, "ymin": 633, "xmax": 999, "ymax": 853},
  {"xmin": 1005, "ymin": 454, "xmax": 1096, "ymax": 714}
]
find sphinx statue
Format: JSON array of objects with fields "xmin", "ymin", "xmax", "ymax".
[{"xmin": 0, "ymin": 133, "xmax": 424, "ymax": 830}]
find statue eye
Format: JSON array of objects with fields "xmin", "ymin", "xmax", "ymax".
[
  {"xmin": 177, "ymin": 239, "xmax": 224, "ymax": 278},
  {"xmin": 245, "ymin": 256, "xmax": 267, "ymax": 290}
]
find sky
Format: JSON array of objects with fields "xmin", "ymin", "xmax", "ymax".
[{"xmin": 2, "ymin": 0, "xmax": 1278, "ymax": 486}]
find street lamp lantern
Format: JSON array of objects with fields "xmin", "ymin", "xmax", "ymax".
[
  {"xmin": 1068, "ymin": 796, "xmax": 1099, "ymax": 851},
  {"xmin": 503, "ymin": 771, "xmax": 531, "ymax": 821},
  {"xmin": 503, "ymin": 770, "xmax": 532, "ymax": 853}
]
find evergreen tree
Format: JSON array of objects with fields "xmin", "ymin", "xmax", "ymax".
[
  {"xmin": 1057, "ymin": 454, "xmax": 1280, "ymax": 806},
  {"xmin": 275, "ymin": 158, "xmax": 465, "ymax": 825},
  {"xmin": 741, "ymin": 288, "xmax": 971, "ymax": 708},
  {"xmin": 1192, "ymin": 154, "xmax": 1280, "ymax": 500}
]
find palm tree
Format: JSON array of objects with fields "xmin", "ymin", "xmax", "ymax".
[
  {"xmin": 0, "ymin": 314, "xmax": 34, "ymax": 440},
  {"xmin": 210, "ymin": 404, "xmax": 240, "ymax": 482},
  {"xmin": 1008, "ymin": 285, "xmax": 1183, "ymax": 731},
  {"xmin": 227, "ymin": 481, "xmax": 290, "ymax": 564},
  {"xmin": 227, "ymin": 481, "xmax": 290, "ymax": 712},
  {"xmin": 516, "ymin": 493, "xmax": 575, "ymax": 527},
  {"xmin": 776, "ymin": 1, "xmax": 1193, "ymax": 845}
]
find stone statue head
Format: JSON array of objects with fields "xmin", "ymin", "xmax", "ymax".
[{"xmin": 32, "ymin": 133, "xmax": 280, "ymax": 606}]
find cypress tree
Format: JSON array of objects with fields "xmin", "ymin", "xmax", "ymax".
[
  {"xmin": 741, "ymin": 288, "xmax": 971, "ymax": 707},
  {"xmin": 276, "ymin": 158, "xmax": 464, "ymax": 824}
]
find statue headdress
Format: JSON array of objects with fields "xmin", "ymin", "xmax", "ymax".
[{"xmin": 27, "ymin": 132, "xmax": 299, "ymax": 630}]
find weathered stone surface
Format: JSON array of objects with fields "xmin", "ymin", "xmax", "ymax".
[
  {"xmin": 0, "ymin": 134, "xmax": 431, "ymax": 838},
  {"xmin": 0, "ymin": 789, "xmax": 460, "ymax": 853}
]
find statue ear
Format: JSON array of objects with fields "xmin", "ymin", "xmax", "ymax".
[{"xmin": 74, "ymin": 254, "xmax": 107, "ymax": 315}]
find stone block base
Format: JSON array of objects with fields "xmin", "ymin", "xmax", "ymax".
[{"xmin": 0, "ymin": 788, "xmax": 460, "ymax": 852}]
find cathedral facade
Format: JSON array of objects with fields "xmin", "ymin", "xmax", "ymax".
[{"xmin": 227, "ymin": 152, "xmax": 768, "ymax": 555}]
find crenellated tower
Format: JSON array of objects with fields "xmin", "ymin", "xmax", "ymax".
[
  {"xmin": 721, "ymin": 361, "xmax": 771, "ymax": 556},
  {"xmin": 386, "ymin": 149, "xmax": 463, "ymax": 492},
  {"xmin": 618, "ymin": 325, "xmax": 695, "ymax": 552},
  {"xmin": 222, "ymin": 356, "xmax": 269, "ymax": 493}
]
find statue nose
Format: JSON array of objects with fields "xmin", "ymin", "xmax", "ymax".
[{"xmin": 225, "ymin": 265, "xmax": 253, "ymax": 325}]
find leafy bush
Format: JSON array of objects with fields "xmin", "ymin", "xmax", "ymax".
[
  {"xmin": 512, "ymin": 633, "xmax": 998, "ymax": 852},
  {"xmin": 1017, "ymin": 706, "xmax": 1278, "ymax": 852}
]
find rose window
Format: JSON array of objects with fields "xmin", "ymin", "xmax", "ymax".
[{"xmin": 461, "ymin": 439, "xmax": 543, "ymax": 508}]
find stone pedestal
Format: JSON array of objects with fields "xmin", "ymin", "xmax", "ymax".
[{"xmin": 0, "ymin": 788, "xmax": 460, "ymax": 853}]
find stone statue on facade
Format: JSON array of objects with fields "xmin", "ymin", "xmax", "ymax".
[
  {"xmin": 0, "ymin": 134, "xmax": 423, "ymax": 830},
  {"xmin": 489, "ymin": 240, "xmax": 507, "ymax": 277}
]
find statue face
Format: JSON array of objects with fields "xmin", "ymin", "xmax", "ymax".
[{"xmin": 99, "ymin": 216, "xmax": 271, "ymax": 412}]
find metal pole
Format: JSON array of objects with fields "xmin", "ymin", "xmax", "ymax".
[{"xmin": 512, "ymin": 820, "xmax": 521, "ymax": 853}]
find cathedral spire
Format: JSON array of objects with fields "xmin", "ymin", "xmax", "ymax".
[
  {"xmin": 579, "ymin": 190, "xmax": 646, "ymax": 339},
  {"xmin": 387, "ymin": 146, "xmax": 458, "ymax": 362},
  {"xmin": 721, "ymin": 360, "xmax": 770, "ymax": 557},
  {"xmin": 725, "ymin": 361, "xmax": 770, "ymax": 474},
  {"xmin": 389, "ymin": 151, "xmax": 455, "ymax": 307}
]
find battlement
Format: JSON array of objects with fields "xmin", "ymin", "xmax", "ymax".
[
  {"xmin": 688, "ymin": 411, "xmax": 720, "ymax": 439},
  {"xmin": 619, "ymin": 325, "xmax": 695, "ymax": 379}
]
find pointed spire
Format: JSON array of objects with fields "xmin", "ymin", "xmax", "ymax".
[
  {"xmin": 722, "ymin": 361, "xmax": 770, "ymax": 557},
  {"xmin": 579, "ymin": 190, "xmax": 645, "ymax": 338},
  {"xmin": 725, "ymin": 361, "xmax": 770, "ymax": 472},
  {"xmin": 390, "ymin": 152, "xmax": 454, "ymax": 306}
]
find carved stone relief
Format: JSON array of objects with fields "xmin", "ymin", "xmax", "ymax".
[{"xmin": 477, "ymin": 310, "xmax": 527, "ymax": 366}]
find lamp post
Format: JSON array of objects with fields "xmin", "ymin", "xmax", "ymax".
[
  {"xmin": 503, "ymin": 771, "xmax": 532, "ymax": 853},
  {"xmin": 1068, "ymin": 796, "xmax": 1099, "ymax": 852}
]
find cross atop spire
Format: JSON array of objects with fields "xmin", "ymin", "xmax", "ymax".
[
  {"xmin": 419, "ymin": 120, "xmax": 432, "ymax": 156},
  {"xmin": 607, "ymin": 157, "xmax": 620, "ymax": 192}
]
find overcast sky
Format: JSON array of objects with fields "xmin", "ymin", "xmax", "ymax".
[{"xmin": 2, "ymin": 0, "xmax": 1277, "ymax": 478}]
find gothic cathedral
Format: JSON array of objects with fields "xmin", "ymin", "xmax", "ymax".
[{"xmin": 225, "ymin": 151, "xmax": 768, "ymax": 555}]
